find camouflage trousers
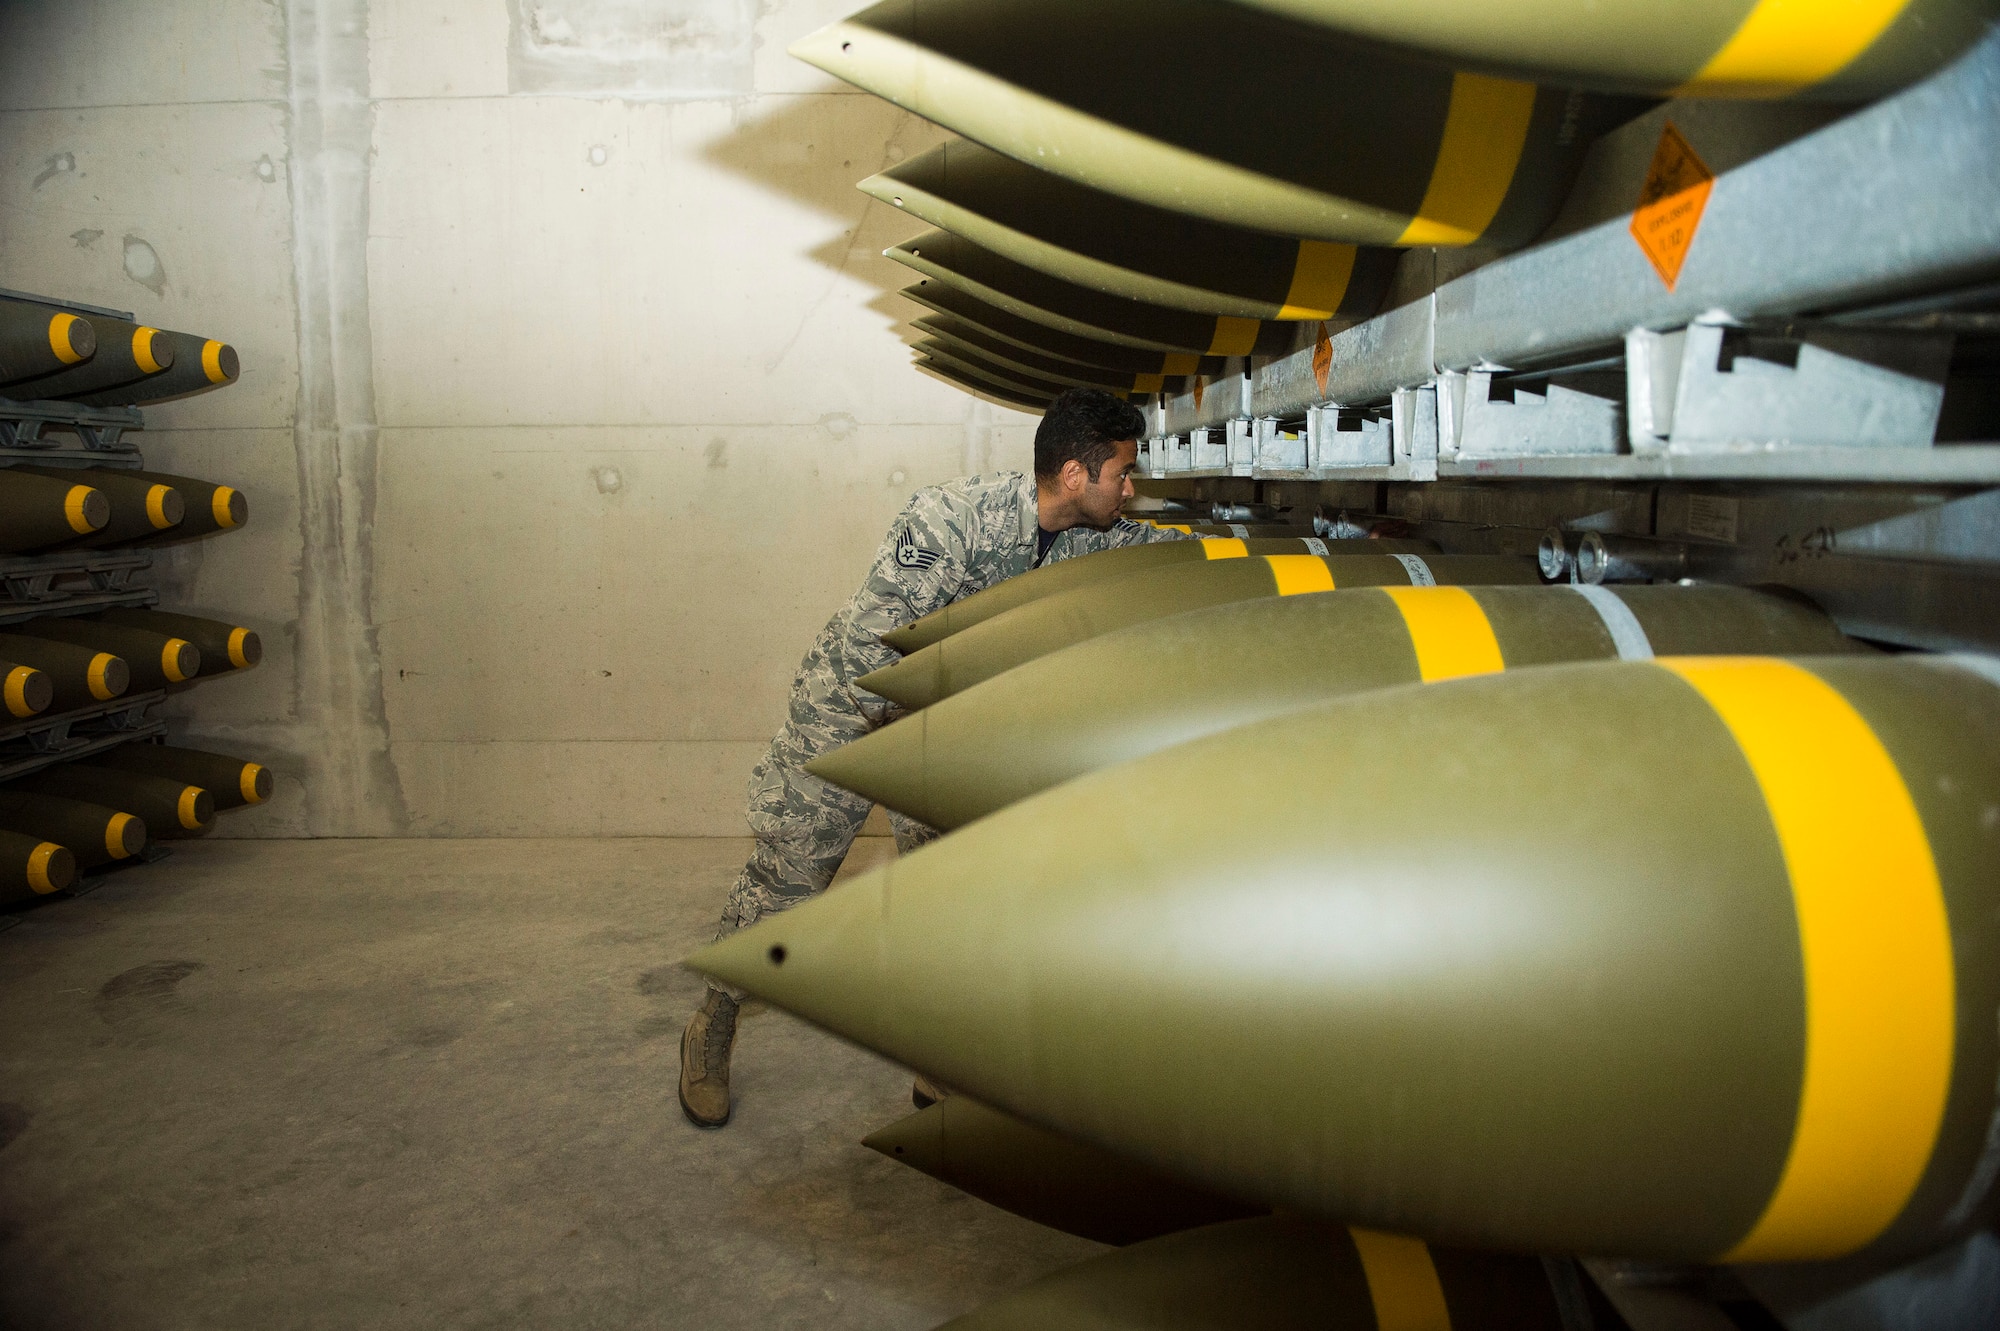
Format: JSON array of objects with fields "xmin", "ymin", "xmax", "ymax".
[{"xmin": 709, "ymin": 616, "xmax": 937, "ymax": 999}]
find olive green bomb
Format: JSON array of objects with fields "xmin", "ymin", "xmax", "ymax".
[
  {"xmin": 934, "ymin": 1215, "xmax": 1605, "ymax": 1331},
  {"xmin": 914, "ymin": 317, "xmax": 1181, "ymax": 395},
  {"xmin": 92, "ymin": 609, "xmax": 260, "ymax": 676},
  {"xmin": 792, "ymin": 0, "xmax": 1639, "ymax": 246},
  {"xmin": 866, "ymin": 140, "xmax": 1400, "ymax": 322},
  {"xmin": 10, "ymin": 465, "xmax": 182, "ymax": 548},
  {"xmin": 866, "ymin": 1096, "xmax": 1259, "ymax": 1246},
  {"xmin": 0, "ymin": 634, "xmax": 129, "ymax": 711},
  {"xmin": 0, "ymin": 315, "xmax": 173, "ymax": 401},
  {"xmin": 0, "ymin": 468, "xmax": 109, "ymax": 553},
  {"xmin": 905, "ymin": 283, "xmax": 1232, "ymax": 378},
  {"xmin": 915, "ymin": 338, "xmax": 1081, "ymax": 398},
  {"xmin": 1225, "ymin": 0, "xmax": 1997, "ymax": 100},
  {"xmin": 916, "ymin": 356, "xmax": 1054, "ymax": 412},
  {"xmin": 695, "ymin": 654, "xmax": 2000, "ymax": 1264},
  {"xmin": 117, "ymin": 470, "xmax": 247, "ymax": 545},
  {"xmin": 859, "ymin": 552, "xmax": 1537, "ymax": 708},
  {"xmin": 0, "ymin": 789, "xmax": 146, "ymax": 870},
  {"xmin": 892, "ymin": 230, "xmax": 1301, "ymax": 358},
  {"xmin": 64, "ymin": 332, "xmax": 238, "ymax": 408},
  {"xmin": 0, "ymin": 827, "xmax": 76, "ymax": 903},
  {"xmin": 19, "ymin": 618, "xmax": 198, "ymax": 692},
  {"xmin": 84, "ymin": 743, "xmax": 270, "ymax": 811},
  {"xmin": 882, "ymin": 536, "xmax": 1438, "ymax": 654},
  {"xmin": 0, "ymin": 299, "xmax": 96, "ymax": 385},
  {"xmin": 11, "ymin": 763, "xmax": 213, "ymax": 837},
  {"xmin": 828, "ymin": 584, "xmax": 1862, "ymax": 829},
  {"xmin": 0, "ymin": 659, "xmax": 54, "ymax": 719}
]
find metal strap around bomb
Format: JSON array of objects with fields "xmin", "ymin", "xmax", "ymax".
[
  {"xmin": 1389, "ymin": 553, "xmax": 1435, "ymax": 586},
  {"xmin": 1568, "ymin": 585, "xmax": 1654, "ymax": 661},
  {"xmin": 1663, "ymin": 657, "xmax": 1954, "ymax": 1262},
  {"xmin": 1302, "ymin": 537, "xmax": 1328, "ymax": 555}
]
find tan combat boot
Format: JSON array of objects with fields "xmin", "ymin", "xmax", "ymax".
[{"xmin": 680, "ymin": 989, "xmax": 739, "ymax": 1128}]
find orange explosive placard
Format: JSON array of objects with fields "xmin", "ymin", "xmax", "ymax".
[
  {"xmin": 1312, "ymin": 321, "xmax": 1334, "ymax": 396},
  {"xmin": 1630, "ymin": 122, "xmax": 1714, "ymax": 291}
]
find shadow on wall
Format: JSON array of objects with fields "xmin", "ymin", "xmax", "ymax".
[{"xmin": 702, "ymin": 86, "xmax": 964, "ymax": 375}]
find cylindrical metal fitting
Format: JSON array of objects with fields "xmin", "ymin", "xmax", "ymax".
[{"xmin": 1576, "ymin": 531, "xmax": 1690, "ymax": 584}]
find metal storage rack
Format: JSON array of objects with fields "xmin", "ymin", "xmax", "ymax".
[
  {"xmin": 0, "ymin": 292, "xmax": 173, "ymax": 886},
  {"xmin": 1139, "ymin": 28, "xmax": 2000, "ymax": 656}
]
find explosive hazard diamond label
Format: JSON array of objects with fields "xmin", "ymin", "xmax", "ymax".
[{"xmin": 1630, "ymin": 122, "xmax": 1713, "ymax": 291}]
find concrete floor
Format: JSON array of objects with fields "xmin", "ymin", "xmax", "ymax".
[{"xmin": 0, "ymin": 838, "xmax": 1101, "ymax": 1330}]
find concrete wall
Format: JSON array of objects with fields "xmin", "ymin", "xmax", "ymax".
[{"xmin": 0, "ymin": 0, "xmax": 1036, "ymax": 836}]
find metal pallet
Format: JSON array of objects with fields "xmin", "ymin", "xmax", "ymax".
[
  {"xmin": 0, "ymin": 398, "xmax": 146, "ymax": 465},
  {"xmin": 0, "ymin": 691, "xmax": 167, "ymax": 783},
  {"xmin": 0, "ymin": 549, "xmax": 157, "ymax": 624}
]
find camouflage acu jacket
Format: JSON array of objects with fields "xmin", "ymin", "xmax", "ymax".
[{"xmin": 837, "ymin": 470, "xmax": 1195, "ymax": 701}]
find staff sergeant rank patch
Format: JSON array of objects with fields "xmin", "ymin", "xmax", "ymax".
[{"xmin": 895, "ymin": 529, "xmax": 943, "ymax": 572}]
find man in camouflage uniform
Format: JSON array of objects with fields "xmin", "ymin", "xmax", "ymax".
[{"xmin": 681, "ymin": 388, "xmax": 1196, "ymax": 1128}]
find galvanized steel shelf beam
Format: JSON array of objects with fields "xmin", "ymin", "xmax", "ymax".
[
  {"xmin": 1437, "ymin": 445, "xmax": 2000, "ymax": 483},
  {"xmin": 1155, "ymin": 28, "xmax": 2000, "ymax": 484}
]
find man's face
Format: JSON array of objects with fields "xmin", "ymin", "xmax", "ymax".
[{"xmin": 1077, "ymin": 438, "xmax": 1139, "ymax": 528}]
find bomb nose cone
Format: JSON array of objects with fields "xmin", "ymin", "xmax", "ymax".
[
  {"xmin": 179, "ymin": 786, "xmax": 215, "ymax": 830},
  {"xmin": 855, "ymin": 651, "xmax": 942, "ymax": 711},
  {"xmin": 96, "ymin": 654, "xmax": 130, "ymax": 698},
  {"xmin": 55, "ymin": 311, "xmax": 97, "ymax": 362},
  {"xmin": 162, "ymin": 639, "xmax": 200, "ymax": 683},
  {"xmin": 805, "ymin": 718, "xmax": 928, "ymax": 811},
  {"xmin": 861, "ymin": 1102, "xmax": 945, "ymax": 1172},
  {"xmin": 4, "ymin": 665, "xmax": 53, "ymax": 718},
  {"xmin": 145, "ymin": 484, "xmax": 185, "ymax": 529},
  {"xmin": 879, "ymin": 624, "xmax": 925, "ymax": 655},
  {"xmin": 75, "ymin": 487, "xmax": 111, "ymax": 532},
  {"xmin": 685, "ymin": 869, "xmax": 893, "ymax": 1037},
  {"xmin": 109, "ymin": 812, "xmax": 146, "ymax": 858},
  {"xmin": 34, "ymin": 844, "xmax": 76, "ymax": 894}
]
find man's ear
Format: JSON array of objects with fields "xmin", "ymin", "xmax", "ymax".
[{"xmin": 1060, "ymin": 457, "xmax": 1088, "ymax": 492}]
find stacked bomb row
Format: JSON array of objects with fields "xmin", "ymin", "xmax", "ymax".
[
  {"xmin": 0, "ymin": 464, "xmax": 244, "ymax": 554},
  {"xmin": 693, "ymin": 540, "xmax": 2000, "ymax": 1326},
  {"xmin": 0, "ymin": 744, "xmax": 272, "ymax": 903},
  {"xmin": 0, "ymin": 607, "xmax": 268, "ymax": 903},
  {"xmin": 0, "ymin": 298, "xmax": 239, "ymax": 409},
  {"xmin": 786, "ymin": 0, "xmax": 1998, "ymax": 409},
  {"xmin": 0, "ymin": 608, "xmax": 260, "ymax": 721}
]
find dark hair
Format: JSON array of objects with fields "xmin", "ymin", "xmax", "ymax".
[{"xmin": 1033, "ymin": 388, "xmax": 1145, "ymax": 481}]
